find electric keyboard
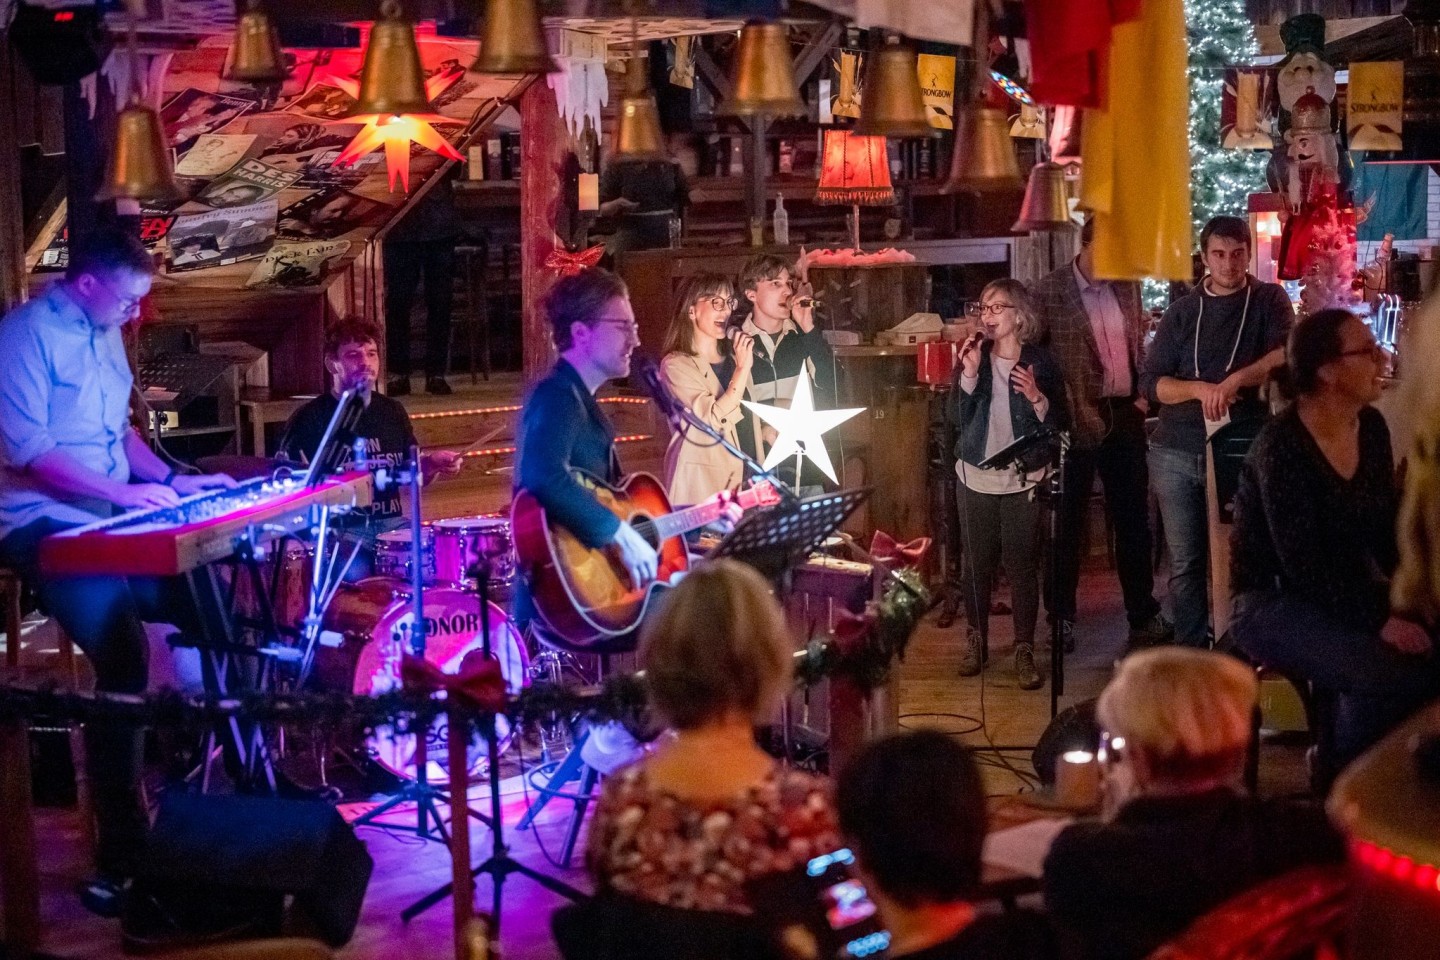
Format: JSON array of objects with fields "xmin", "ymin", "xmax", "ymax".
[{"xmin": 39, "ymin": 471, "xmax": 374, "ymax": 577}]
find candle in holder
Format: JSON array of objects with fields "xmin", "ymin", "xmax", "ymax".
[
  {"xmin": 1056, "ymin": 749, "xmax": 1101, "ymax": 809},
  {"xmin": 578, "ymin": 173, "xmax": 600, "ymax": 212}
]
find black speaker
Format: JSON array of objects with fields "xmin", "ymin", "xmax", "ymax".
[
  {"xmin": 7, "ymin": 1, "xmax": 112, "ymax": 85},
  {"xmin": 133, "ymin": 793, "xmax": 373, "ymax": 947},
  {"xmin": 1032, "ymin": 698, "xmax": 1100, "ymax": 786}
]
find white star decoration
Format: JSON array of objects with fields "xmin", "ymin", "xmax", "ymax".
[{"xmin": 743, "ymin": 373, "xmax": 864, "ymax": 484}]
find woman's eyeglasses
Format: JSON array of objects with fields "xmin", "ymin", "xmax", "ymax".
[
  {"xmin": 1337, "ymin": 343, "xmax": 1386, "ymax": 361},
  {"xmin": 966, "ymin": 302, "xmax": 1016, "ymax": 318},
  {"xmin": 697, "ymin": 296, "xmax": 739, "ymax": 312}
]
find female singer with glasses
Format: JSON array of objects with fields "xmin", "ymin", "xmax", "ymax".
[
  {"xmin": 954, "ymin": 278, "xmax": 1067, "ymax": 690},
  {"xmin": 659, "ymin": 273, "xmax": 755, "ymax": 506}
]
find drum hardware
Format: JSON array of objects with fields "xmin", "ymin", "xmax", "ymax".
[{"xmin": 399, "ymin": 549, "xmax": 584, "ymax": 931}]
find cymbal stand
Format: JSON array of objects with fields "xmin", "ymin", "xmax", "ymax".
[
  {"xmin": 351, "ymin": 446, "xmax": 492, "ymax": 842},
  {"xmin": 400, "ymin": 550, "xmax": 583, "ymax": 931}
]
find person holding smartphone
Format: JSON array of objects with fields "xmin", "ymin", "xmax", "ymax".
[{"xmin": 953, "ymin": 279, "xmax": 1066, "ymax": 690}]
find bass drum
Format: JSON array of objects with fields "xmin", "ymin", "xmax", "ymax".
[{"xmin": 315, "ymin": 577, "xmax": 528, "ymax": 783}]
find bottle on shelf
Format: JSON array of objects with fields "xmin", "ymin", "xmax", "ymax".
[{"xmin": 773, "ymin": 193, "xmax": 789, "ymax": 246}]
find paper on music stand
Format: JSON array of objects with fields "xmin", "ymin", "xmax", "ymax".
[{"xmin": 980, "ymin": 817, "xmax": 1071, "ymax": 879}]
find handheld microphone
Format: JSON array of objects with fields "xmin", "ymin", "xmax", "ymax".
[{"xmin": 634, "ymin": 352, "xmax": 685, "ymax": 432}]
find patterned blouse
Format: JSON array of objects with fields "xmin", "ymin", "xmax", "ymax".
[{"xmin": 585, "ymin": 762, "xmax": 840, "ymax": 914}]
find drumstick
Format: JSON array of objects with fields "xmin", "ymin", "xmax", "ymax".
[{"xmin": 460, "ymin": 424, "xmax": 508, "ymax": 457}]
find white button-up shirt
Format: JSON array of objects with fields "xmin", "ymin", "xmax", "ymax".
[{"xmin": 1074, "ymin": 261, "xmax": 1132, "ymax": 398}]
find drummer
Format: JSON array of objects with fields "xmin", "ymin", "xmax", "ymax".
[{"xmin": 276, "ymin": 318, "xmax": 463, "ymax": 574}]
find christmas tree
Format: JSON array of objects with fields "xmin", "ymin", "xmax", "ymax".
[{"xmin": 1184, "ymin": 0, "xmax": 1269, "ymax": 236}]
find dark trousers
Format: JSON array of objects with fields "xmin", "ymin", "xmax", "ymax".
[
  {"xmin": 1232, "ymin": 590, "xmax": 1440, "ymax": 779},
  {"xmin": 1048, "ymin": 397, "xmax": 1159, "ymax": 625},
  {"xmin": 384, "ymin": 238, "xmax": 455, "ymax": 380},
  {"xmin": 958, "ymin": 485, "xmax": 1042, "ymax": 648},
  {"xmin": 0, "ymin": 517, "xmax": 199, "ymax": 878}
]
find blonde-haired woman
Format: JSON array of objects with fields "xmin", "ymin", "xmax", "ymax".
[
  {"xmin": 585, "ymin": 559, "xmax": 838, "ymax": 914},
  {"xmin": 954, "ymin": 277, "xmax": 1066, "ymax": 689},
  {"xmin": 1042, "ymin": 648, "xmax": 1344, "ymax": 960},
  {"xmin": 659, "ymin": 274, "xmax": 755, "ymax": 506}
]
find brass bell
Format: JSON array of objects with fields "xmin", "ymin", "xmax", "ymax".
[
  {"xmin": 224, "ymin": 1, "xmax": 286, "ymax": 84},
  {"xmin": 97, "ymin": 103, "xmax": 183, "ymax": 204},
  {"xmin": 1012, "ymin": 161, "xmax": 1074, "ymax": 232},
  {"xmin": 943, "ymin": 103, "xmax": 1021, "ymax": 192},
  {"xmin": 348, "ymin": 1, "xmax": 433, "ymax": 118},
  {"xmin": 471, "ymin": 0, "xmax": 556, "ymax": 74},
  {"xmin": 613, "ymin": 57, "xmax": 667, "ymax": 161},
  {"xmin": 723, "ymin": 21, "xmax": 803, "ymax": 117},
  {"xmin": 854, "ymin": 40, "xmax": 935, "ymax": 138}
]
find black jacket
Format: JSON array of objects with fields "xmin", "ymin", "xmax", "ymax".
[{"xmin": 952, "ymin": 342, "xmax": 1066, "ymax": 471}]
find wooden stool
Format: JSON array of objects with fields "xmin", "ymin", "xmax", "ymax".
[{"xmin": 1, "ymin": 566, "xmax": 22, "ymax": 673}]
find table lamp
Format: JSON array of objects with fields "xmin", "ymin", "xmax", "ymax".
[{"xmin": 815, "ymin": 129, "xmax": 895, "ymax": 252}]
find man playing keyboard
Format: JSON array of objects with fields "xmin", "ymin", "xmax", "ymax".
[{"xmin": 0, "ymin": 228, "xmax": 234, "ymax": 911}]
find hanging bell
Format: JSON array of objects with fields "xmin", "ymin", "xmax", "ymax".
[
  {"xmin": 348, "ymin": 2, "xmax": 433, "ymax": 118},
  {"xmin": 613, "ymin": 57, "xmax": 667, "ymax": 161},
  {"xmin": 723, "ymin": 21, "xmax": 803, "ymax": 117},
  {"xmin": 224, "ymin": 1, "xmax": 286, "ymax": 84},
  {"xmin": 472, "ymin": 0, "xmax": 556, "ymax": 74},
  {"xmin": 854, "ymin": 40, "xmax": 935, "ymax": 138},
  {"xmin": 943, "ymin": 103, "xmax": 1021, "ymax": 193},
  {"xmin": 97, "ymin": 103, "xmax": 182, "ymax": 204},
  {"xmin": 1012, "ymin": 161, "xmax": 1074, "ymax": 231}
]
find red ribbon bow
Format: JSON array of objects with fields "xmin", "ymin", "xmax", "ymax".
[
  {"xmin": 401, "ymin": 650, "xmax": 508, "ymax": 714},
  {"xmin": 869, "ymin": 530, "xmax": 931, "ymax": 568},
  {"xmin": 545, "ymin": 244, "xmax": 605, "ymax": 277}
]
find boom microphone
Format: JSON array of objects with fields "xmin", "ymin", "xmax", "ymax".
[{"xmin": 633, "ymin": 352, "xmax": 685, "ymax": 432}]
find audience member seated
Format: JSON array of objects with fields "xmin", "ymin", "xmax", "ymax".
[
  {"xmin": 585, "ymin": 559, "xmax": 838, "ymax": 914},
  {"xmin": 836, "ymin": 730, "xmax": 1056, "ymax": 960},
  {"xmin": 1229, "ymin": 308, "xmax": 1440, "ymax": 785},
  {"xmin": 1042, "ymin": 648, "xmax": 1345, "ymax": 960}
]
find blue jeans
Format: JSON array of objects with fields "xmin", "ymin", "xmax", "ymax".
[{"xmin": 1148, "ymin": 445, "xmax": 1210, "ymax": 646}]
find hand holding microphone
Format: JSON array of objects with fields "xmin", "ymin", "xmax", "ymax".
[{"xmin": 959, "ymin": 330, "xmax": 984, "ymax": 378}]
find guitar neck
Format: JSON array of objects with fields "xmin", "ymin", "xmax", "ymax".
[{"xmin": 650, "ymin": 500, "xmax": 726, "ymax": 542}]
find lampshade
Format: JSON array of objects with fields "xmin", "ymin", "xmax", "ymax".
[
  {"xmin": 348, "ymin": 1, "xmax": 433, "ymax": 118},
  {"xmin": 224, "ymin": 0, "xmax": 286, "ymax": 83},
  {"xmin": 815, "ymin": 130, "xmax": 895, "ymax": 206},
  {"xmin": 613, "ymin": 56, "xmax": 667, "ymax": 161},
  {"xmin": 471, "ymin": 0, "xmax": 556, "ymax": 74},
  {"xmin": 854, "ymin": 40, "xmax": 934, "ymax": 138},
  {"xmin": 723, "ymin": 21, "xmax": 804, "ymax": 117},
  {"xmin": 1012, "ymin": 161, "xmax": 1074, "ymax": 231},
  {"xmin": 97, "ymin": 103, "xmax": 183, "ymax": 203},
  {"xmin": 943, "ymin": 103, "xmax": 1021, "ymax": 193}
]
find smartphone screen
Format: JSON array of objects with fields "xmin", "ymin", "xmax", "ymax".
[{"xmin": 745, "ymin": 847, "xmax": 890, "ymax": 959}]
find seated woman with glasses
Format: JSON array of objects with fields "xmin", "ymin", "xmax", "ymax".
[
  {"xmin": 953, "ymin": 278, "xmax": 1066, "ymax": 690},
  {"xmin": 659, "ymin": 273, "xmax": 756, "ymax": 506},
  {"xmin": 1042, "ymin": 647, "xmax": 1343, "ymax": 960},
  {"xmin": 1230, "ymin": 308, "xmax": 1440, "ymax": 788}
]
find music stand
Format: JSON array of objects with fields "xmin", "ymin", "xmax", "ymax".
[
  {"xmin": 710, "ymin": 488, "xmax": 872, "ymax": 584},
  {"xmin": 978, "ymin": 426, "xmax": 1069, "ymax": 719},
  {"xmin": 303, "ymin": 388, "xmax": 367, "ymax": 486}
]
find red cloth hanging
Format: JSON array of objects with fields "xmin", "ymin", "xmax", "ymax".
[{"xmin": 1025, "ymin": 0, "xmax": 1143, "ymax": 108}]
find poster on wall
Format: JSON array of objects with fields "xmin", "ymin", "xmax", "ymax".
[
  {"xmin": 277, "ymin": 188, "xmax": 393, "ymax": 240},
  {"xmin": 245, "ymin": 240, "xmax": 352, "ymax": 289},
  {"xmin": 1220, "ymin": 67, "xmax": 1277, "ymax": 149},
  {"xmin": 916, "ymin": 53, "xmax": 955, "ymax": 131},
  {"xmin": 1347, "ymin": 61, "xmax": 1403, "ymax": 152},
  {"xmin": 286, "ymin": 84, "xmax": 360, "ymax": 121},
  {"xmin": 197, "ymin": 158, "xmax": 302, "ymax": 208},
  {"xmin": 175, "ymin": 134, "xmax": 258, "ymax": 177},
  {"xmin": 161, "ymin": 88, "xmax": 259, "ymax": 153},
  {"xmin": 167, "ymin": 200, "xmax": 278, "ymax": 271}
]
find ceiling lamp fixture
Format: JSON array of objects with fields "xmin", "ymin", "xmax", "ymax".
[
  {"xmin": 98, "ymin": 15, "xmax": 181, "ymax": 203},
  {"xmin": 854, "ymin": 34, "xmax": 936, "ymax": 138},
  {"xmin": 724, "ymin": 20, "xmax": 804, "ymax": 117},
  {"xmin": 471, "ymin": 0, "xmax": 557, "ymax": 74},
  {"xmin": 334, "ymin": 0, "xmax": 463, "ymax": 192},
  {"xmin": 944, "ymin": 3, "xmax": 1021, "ymax": 193},
  {"xmin": 1012, "ymin": 159, "xmax": 1073, "ymax": 231},
  {"xmin": 612, "ymin": 20, "xmax": 667, "ymax": 161},
  {"xmin": 223, "ymin": 0, "xmax": 287, "ymax": 84}
]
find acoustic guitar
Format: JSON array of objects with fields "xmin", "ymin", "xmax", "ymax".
[{"xmin": 511, "ymin": 474, "xmax": 780, "ymax": 648}]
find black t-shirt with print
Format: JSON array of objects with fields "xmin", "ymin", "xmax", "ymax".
[{"xmin": 277, "ymin": 392, "xmax": 417, "ymax": 523}]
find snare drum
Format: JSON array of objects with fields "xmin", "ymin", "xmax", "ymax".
[
  {"xmin": 432, "ymin": 515, "xmax": 514, "ymax": 587},
  {"xmin": 374, "ymin": 526, "xmax": 436, "ymax": 583},
  {"xmin": 315, "ymin": 577, "xmax": 528, "ymax": 783}
]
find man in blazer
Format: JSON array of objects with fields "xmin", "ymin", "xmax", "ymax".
[{"xmin": 1036, "ymin": 219, "xmax": 1171, "ymax": 652}]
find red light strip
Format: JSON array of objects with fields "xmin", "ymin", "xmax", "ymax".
[
  {"xmin": 459, "ymin": 433, "xmax": 651, "ymax": 459},
  {"xmin": 410, "ymin": 396, "xmax": 649, "ymax": 421},
  {"xmin": 1351, "ymin": 839, "xmax": 1440, "ymax": 893}
]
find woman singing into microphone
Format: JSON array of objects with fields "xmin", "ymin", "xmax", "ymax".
[
  {"xmin": 659, "ymin": 273, "xmax": 755, "ymax": 505},
  {"xmin": 954, "ymin": 279, "xmax": 1066, "ymax": 690}
]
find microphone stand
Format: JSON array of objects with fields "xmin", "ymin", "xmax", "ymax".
[{"xmin": 660, "ymin": 387, "xmax": 803, "ymax": 510}]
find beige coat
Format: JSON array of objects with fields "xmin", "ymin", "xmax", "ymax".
[{"xmin": 660, "ymin": 352, "xmax": 745, "ymax": 506}]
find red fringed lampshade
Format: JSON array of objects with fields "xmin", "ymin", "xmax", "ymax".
[{"xmin": 815, "ymin": 130, "xmax": 895, "ymax": 207}]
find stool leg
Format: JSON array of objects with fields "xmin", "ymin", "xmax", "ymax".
[
  {"xmin": 4, "ymin": 579, "xmax": 21, "ymax": 673},
  {"xmin": 0, "ymin": 718, "xmax": 42, "ymax": 955},
  {"xmin": 560, "ymin": 764, "xmax": 601, "ymax": 868}
]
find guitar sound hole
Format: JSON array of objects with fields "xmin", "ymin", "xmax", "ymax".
[{"xmin": 631, "ymin": 513, "xmax": 661, "ymax": 550}]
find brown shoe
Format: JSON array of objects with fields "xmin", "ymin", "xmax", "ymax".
[
  {"xmin": 958, "ymin": 627, "xmax": 987, "ymax": 677},
  {"xmin": 1014, "ymin": 645, "xmax": 1043, "ymax": 690}
]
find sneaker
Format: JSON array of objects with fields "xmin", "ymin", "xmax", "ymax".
[
  {"xmin": 77, "ymin": 876, "xmax": 128, "ymax": 919},
  {"xmin": 387, "ymin": 376, "xmax": 411, "ymax": 397},
  {"xmin": 1129, "ymin": 613, "xmax": 1175, "ymax": 645},
  {"xmin": 425, "ymin": 376, "xmax": 453, "ymax": 396},
  {"xmin": 1014, "ymin": 645, "xmax": 1043, "ymax": 690},
  {"xmin": 958, "ymin": 628, "xmax": 987, "ymax": 677}
]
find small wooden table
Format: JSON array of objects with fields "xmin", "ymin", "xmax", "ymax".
[{"xmin": 238, "ymin": 389, "xmax": 313, "ymax": 456}]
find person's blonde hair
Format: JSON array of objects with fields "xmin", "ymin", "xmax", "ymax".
[
  {"xmin": 1097, "ymin": 648, "xmax": 1257, "ymax": 786},
  {"xmin": 639, "ymin": 559, "xmax": 793, "ymax": 729},
  {"xmin": 980, "ymin": 278, "xmax": 1042, "ymax": 344}
]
